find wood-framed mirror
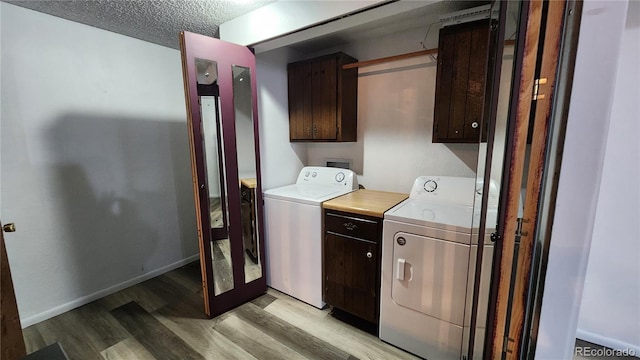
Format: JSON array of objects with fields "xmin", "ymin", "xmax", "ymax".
[{"xmin": 179, "ymin": 31, "xmax": 266, "ymax": 317}]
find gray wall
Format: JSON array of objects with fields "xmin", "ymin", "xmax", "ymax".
[{"xmin": 0, "ymin": 3, "xmax": 198, "ymax": 326}]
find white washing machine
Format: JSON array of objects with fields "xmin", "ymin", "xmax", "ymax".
[
  {"xmin": 263, "ymin": 166, "xmax": 358, "ymax": 308},
  {"xmin": 379, "ymin": 176, "xmax": 497, "ymax": 360}
]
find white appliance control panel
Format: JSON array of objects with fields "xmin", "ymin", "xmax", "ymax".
[
  {"xmin": 409, "ymin": 176, "xmax": 476, "ymax": 206},
  {"xmin": 296, "ymin": 166, "xmax": 358, "ymax": 189},
  {"xmin": 409, "ymin": 176, "xmax": 499, "ymax": 207}
]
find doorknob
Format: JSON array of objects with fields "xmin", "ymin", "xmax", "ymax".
[{"xmin": 3, "ymin": 223, "xmax": 16, "ymax": 232}]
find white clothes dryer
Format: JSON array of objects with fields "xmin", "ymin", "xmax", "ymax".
[
  {"xmin": 379, "ymin": 176, "xmax": 497, "ymax": 359},
  {"xmin": 263, "ymin": 167, "xmax": 358, "ymax": 308}
]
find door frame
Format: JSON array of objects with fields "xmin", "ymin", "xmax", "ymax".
[
  {"xmin": 1, "ymin": 222, "xmax": 27, "ymax": 359},
  {"xmin": 484, "ymin": 0, "xmax": 581, "ymax": 358}
]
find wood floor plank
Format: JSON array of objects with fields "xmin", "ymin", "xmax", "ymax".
[
  {"xmin": 100, "ymin": 338, "xmax": 156, "ymax": 360},
  {"xmin": 110, "ymin": 301, "xmax": 203, "ymax": 360},
  {"xmin": 164, "ymin": 263, "xmax": 203, "ymax": 294},
  {"xmin": 72, "ymin": 302, "xmax": 131, "ymax": 349},
  {"xmin": 22, "ymin": 325, "xmax": 47, "ymax": 354},
  {"xmin": 23, "ymin": 263, "xmax": 422, "ymax": 360},
  {"xmin": 153, "ymin": 307, "xmax": 257, "ymax": 360},
  {"xmin": 234, "ymin": 302, "xmax": 353, "ymax": 360},
  {"xmin": 250, "ymin": 292, "xmax": 277, "ymax": 309},
  {"xmin": 98, "ymin": 282, "xmax": 168, "ymax": 313},
  {"xmin": 214, "ymin": 315, "xmax": 306, "ymax": 360},
  {"xmin": 142, "ymin": 272, "xmax": 201, "ymax": 307},
  {"xmin": 32, "ymin": 303, "xmax": 128, "ymax": 359},
  {"xmin": 263, "ymin": 293, "xmax": 420, "ymax": 360},
  {"xmin": 34, "ymin": 313, "xmax": 103, "ymax": 360}
]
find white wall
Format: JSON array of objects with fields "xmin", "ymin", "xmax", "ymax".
[
  {"xmin": 577, "ymin": 0, "xmax": 640, "ymax": 352},
  {"xmin": 535, "ymin": 1, "xmax": 631, "ymax": 358},
  {"xmin": 254, "ymin": 47, "xmax": 308, "ymax": 190},
  {"xmin": 0, "ymin": 3, "xmax": 198, "ymax": 326}
]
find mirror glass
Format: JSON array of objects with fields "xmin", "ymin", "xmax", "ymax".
[
  {"xmin": 232, "ymin": 65, "xmax": 262, "ymax": 284},
  {"xmin": 196, "ymin": 58, "xmax": 234, "ymax": 296}
]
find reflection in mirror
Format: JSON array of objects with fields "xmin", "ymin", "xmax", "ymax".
[
  {"xmin": 196, "ymin": 58, "xmax": 234, "ymax": 296},
  {"xmin": 232, "ymin": 65, "xmax": 262, "ymax": 284}
]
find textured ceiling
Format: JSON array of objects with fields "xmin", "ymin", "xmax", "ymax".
[{"xmin": 4, "ymin": 0, "xmax": 274, "ymax": 49}]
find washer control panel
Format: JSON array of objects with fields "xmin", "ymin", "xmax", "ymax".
[
  {"xmin": 423, "ymin": 179, "xmax": 438, "ymax": 192},
  {"xmin": 409, "ymin": 176, "xmax": 477, "ymax": 206},
  {"xmin": 296, "ymin": 167, "xmax": 358, "ymax": 189}
]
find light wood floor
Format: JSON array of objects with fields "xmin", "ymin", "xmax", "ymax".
[{"xmin": 22, "ymin": 261, "xmax": 420, "ymax": 360}]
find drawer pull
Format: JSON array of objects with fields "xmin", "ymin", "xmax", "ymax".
[
  {"xmin": 343, "ymin": 222, "xmax": 358, "ymax": 231},
  {"xmin": 366, "ymin": 251, "xmax": 373, "ymax": 259}
]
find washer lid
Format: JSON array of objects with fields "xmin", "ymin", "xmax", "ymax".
[
  {"xmin": 264, "ymin": 184, "xmax": 352, "ymax": 205},
  {"xmin": 385, "ymin": 198, "xmax": 490, "ymax": 233}
]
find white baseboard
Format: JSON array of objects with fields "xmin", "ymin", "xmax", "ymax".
[
  {"xmin": 20, "ymin": 254, "xmax": 200, "ymax": 328},
  {"xmin": 576, "ymin": 329, "xmax": 640, "ymax": 356}
]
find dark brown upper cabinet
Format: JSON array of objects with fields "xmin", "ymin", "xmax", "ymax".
[
  {"xmin": 288, "ymin": 52, "xmax": 358, "ymax": 142},
  {"xmin": 433, "ymin": 19, "xmax": 492, "ymax": 143}
]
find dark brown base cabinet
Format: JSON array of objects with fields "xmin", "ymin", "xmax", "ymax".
[{"xmin": 323, "ymin": 210, "xmax": 382, "ymax": 324}]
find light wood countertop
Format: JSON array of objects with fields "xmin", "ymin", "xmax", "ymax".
[
  {"xmin": 323, "ymin": 189, "xmax": 408, "ymax": 218},
  {"xmin": 240, "ymin": 178, "xmax": 257, "ymax": 189}
]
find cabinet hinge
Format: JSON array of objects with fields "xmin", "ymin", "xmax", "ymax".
[{"xmin": 532, "ymin": 78, "xmax": 547, "ymax": 100}]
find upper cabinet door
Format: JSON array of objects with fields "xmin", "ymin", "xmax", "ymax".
[
  {"xmin": 312, "ymin": 57, "xmax": 338, "ymax": 140},
  {"xmin": 288, "ymin": 52, "xmax": 358, "ymax": 142},
  {"xmin": 433, "ymin": 20, "xmax": 491, "ymax": 143},
  {"xmin": 288, "ymin": 61, "xmax": 313, "ymax": 140},
  {"xmin": 180, "ymin": 31, "xmax": 267, "ymax": 318}
]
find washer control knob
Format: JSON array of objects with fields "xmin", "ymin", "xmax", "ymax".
[
  {"xmin": 312, "ymin": 172, "xmax": 317, "ymax": 178},
  {"xmin": 335, "ymin": 172, "xmax": 345, "ymax": 182},
  {"xmin": 424, "ymin": 179, "xmax": 438, "ymax": 192},
  {"xmin": 304, "ymin": 171, "xmax": 310, "ymax": 177}
]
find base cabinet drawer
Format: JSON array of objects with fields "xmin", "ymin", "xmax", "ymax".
[{"xmin": 325, "ymin": 211, "xmax": 379, "ymax": 240}]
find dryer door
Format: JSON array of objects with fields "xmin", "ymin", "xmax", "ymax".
[{"xmin": 391, "ymin": 232, "xmax": 470, "ymax": 326}]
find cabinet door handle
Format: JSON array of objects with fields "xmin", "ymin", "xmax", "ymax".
[
  {"xmin": 366, "ymin": 251, "xmax": 373, "ymax": 259},
  {"xmin": 343, "ymin": 222, "xmax": 357, "ymax": 231},
  {"xmin": 471, "ymin": 121, "xmax": 479, "ymax": 129}
]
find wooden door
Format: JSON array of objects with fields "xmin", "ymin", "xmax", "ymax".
[
  {"xmin": 288, "ymin": 61, "xmax": 313, "ymax": 140},
  {"xmin": 1, "ymin": 222, "xmax": 26, "ymax": 360},
  {"xmin": 433, "ymin": 20, "xmax": 490, "ymax": 143},
  {"xmin": 324, "ymin": 232, "xmax": 377, "ymax": 323},
  {"xmin": 180, "ymin": 32, "xmax": 267, "ymax": 318}
]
